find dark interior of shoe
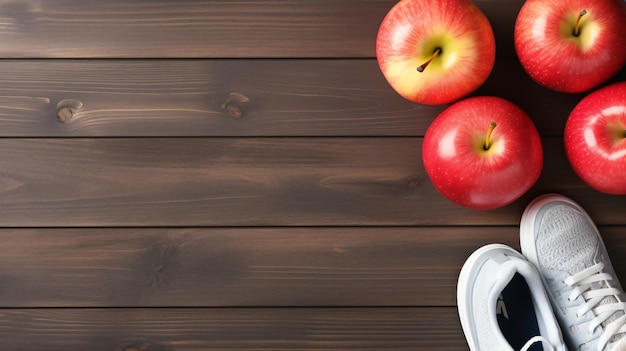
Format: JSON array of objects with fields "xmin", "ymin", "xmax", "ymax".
[{"xmin": 497, "ymin": 272, "xmax": 544, "ymax": 351}]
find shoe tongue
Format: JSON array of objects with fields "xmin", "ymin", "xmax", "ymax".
[
  {"xmin": 607, "ymin": 335, "xmax": 626, "ymax": 351},
  {"xmin": 571, "ymin": 259, "xmax": 626, "ymax": 348},
  {"xmin": 597, "ymin": 286, "xmax": 626, "ymax": 349},
  {"xmin": 594, "ymin": 258, "xmax": 626, "ymax": 348}
]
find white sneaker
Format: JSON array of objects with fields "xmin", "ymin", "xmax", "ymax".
[
  {"xmin": 521, "ymin": 194, "xmax": 626, "ymax": 351},
  {"xmin": 458, "ymin": 243, "xmax": 568, "ymax": 351}
]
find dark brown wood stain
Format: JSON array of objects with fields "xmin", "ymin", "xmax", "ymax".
[{"xmin": 0, "ymin": 0, "xmax": 623, "ymax": 350}]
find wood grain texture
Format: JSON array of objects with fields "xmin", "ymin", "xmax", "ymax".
[
  {"xmin": 0, "ymin": 59, "xmax": 619, "ymax": 137},
  {"xmin": 0, "ymin": 307, "xmax": 466, "ymax": 350},
  {"xmin": 0, "ymin": 137, "xmax": 625, "ymax": 227},
  {"xmin": 1, "ymin": 0, "xmax": 624, "ymax": 348},
  {"xmin": 0, "ymin": 59, "xmax": 424, "ymax": 137},
  {"xmin": 0, "ymin": 0, "xmax": 523, "ymax": 59},
  {"xmin": 0, "ymin": 226, "xmax": 515, "ymax": 307},
  {"xmin": 0, "ymin": 226, "xmax": 624, "ymax": 308}
]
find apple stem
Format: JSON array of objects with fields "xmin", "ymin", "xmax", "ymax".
[
  {"xmin": 417, "ymin": 48, "xmax": 441, "ymax": 73},
  {"xmin": 574, "ymin": 9, "xmax": 587, "ymax": 37},
  {"xmin": 484, "ymin": 121, "xmax": 497, "ymax": 150}
]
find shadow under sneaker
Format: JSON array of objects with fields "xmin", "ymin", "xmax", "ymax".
[
  {"xmin": 521, "ymin": 194, "xmax": 626, "ymax": 351},
  {"xmin": 458, "ymin": 243, "xmax": 567, "ymax": 351}
]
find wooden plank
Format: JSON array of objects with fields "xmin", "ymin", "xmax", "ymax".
[
  {"xmin": 0, "ymin": 307, "xmax": 466, "ymax": 350},
  {"xmin": 0, "ymin": 0, "xmax": 523, "ymax": 58},
  {"xmin": 0, "ymin": 59, "xmax": 621, "ymax": 137},
  {"xmin": 0, "ymin": 59, "xmax": 426, "ymax": 137},
  {"xmin": 0, "ymin": 226, "xmax": 624, "ymax": 308},
  {"xmin": 0, "ymin": 226, "xmax": 513, "ymax": 307},
  {"xmin": 0, "ymin": 137, "xmax": 625, "ymax": 227}
]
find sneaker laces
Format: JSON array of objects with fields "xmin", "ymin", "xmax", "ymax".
[
  {"xmin": 564, "ymin": 262, "xmax": 626, "ymax": 351},
  {"xmin": 520, "ymin": 336, "xmax": 556, "ymax": 351}
]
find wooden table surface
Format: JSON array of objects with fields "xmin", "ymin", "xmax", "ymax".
[{"xmin": 0, "ymin": 0, "xmax": 624, "ymax": 349}]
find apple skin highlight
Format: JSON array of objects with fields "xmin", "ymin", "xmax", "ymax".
[
  {"xmin": 565, "ymin": 82, "xmax": 626, "ymax": 194},
  {"xmin": 422, "ymin": 96, "xmax": 543, "ymax": 210},
  {"xmin": 376, "ymin": 0, "xmax": 496, "ymax": 105},
  {"xmin": 514, "ymin": 0, "xmax": 626, "ymax": 93}
]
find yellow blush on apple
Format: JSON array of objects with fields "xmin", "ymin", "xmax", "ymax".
[{"xmin": 376, "ymin": 0, "xmax": 496, "ymax": 105}]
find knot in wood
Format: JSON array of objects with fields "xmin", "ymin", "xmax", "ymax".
[
  {"xmin": 225, "ymin": 103, "xmax": 243, "ymax": 118},
  {"xmin": 222, "ymin": 92, "xmax": 249, "ymax": 119},
  {"xmin": 56, "ymin": 99, "xmax": 84, "ymax": 123}
]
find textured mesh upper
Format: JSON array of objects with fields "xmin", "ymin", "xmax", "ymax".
[
  {"xmin": 536, "ymin": 204, "xmax": 597, "ymax": 275},
  {"xmin": 536, "ymin": 203, "xmax": 624, "ymax": 349}
]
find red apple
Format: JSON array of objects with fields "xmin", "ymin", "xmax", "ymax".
[
  {"xmin": 422, "ymin": 96, "xmax": 543, "ymax": 210},
  {"xmin": 564, "ymin": 81, "xmax": 626, "ymax": 194},
  {"xmin": 514, "ymin": 0, "xmax": 626, "ymax": 93},
  {"xmin": 376, "ymin": 0, "xmax": 496, "ymax": 105}
]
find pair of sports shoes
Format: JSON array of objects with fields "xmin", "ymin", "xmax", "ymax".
[{"xmin": 458, "ymin": 194, "xmax": 626, "ymax": 351}]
